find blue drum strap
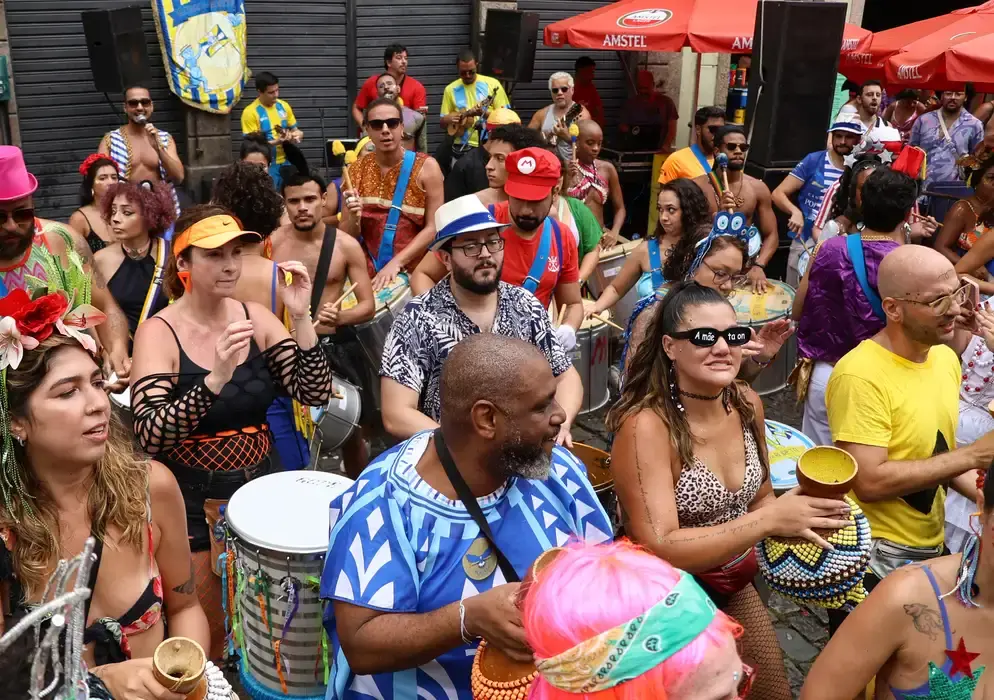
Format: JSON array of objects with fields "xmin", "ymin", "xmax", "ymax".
[
  {"xmin": 690, "ymin": 144, "xmax": 712, "ymax": 175},
  {"xmin": 846, "ymin": 233, "xmax": 885, "ymax": 321},
  {"xmin": 376, "ymin": 150, "xmax": 417, "ymax": 272},
  {"xmin": 523, "ymin": 218, "xmax": 556, "ymax": 295},
  {"xmin": 648, "ymin": 237, "xmax": 665, "ymax": 290}
]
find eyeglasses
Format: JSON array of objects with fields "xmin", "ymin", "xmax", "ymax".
[
  {"xmin": 669, "ymin": 326, "xmax": 752, "ymax": 348},
  {"xmin": 551, "ymin": 86, "xmax": 570, "ymax": 94},
  {"xmin": 367, "ymin": 117, "xmax": 402, "ymax": 130},
  {"xmin": 126, "ymin": 98, "xmax": 152, "ymax": 108},
  {"xmin": 726, "ymin": 143, "xmax": 750, "ymax": 152},
  {"xmin": 0, "ymin": 208, "xmax": 35, "ymax": 226},
  {"xmin": 894, "ymin": 282, "xmax": 971, "ymax": 315},
  {"xmin": 702, "ymin": 260, "xmax": 747, "ymax": 287},
  {"xmin": 449, "ymin": 238, "xmax": 505, "ymax": 258},
  {"xmin": 737, "ymin": 663, "xmax": 755, "ymax": 699}
]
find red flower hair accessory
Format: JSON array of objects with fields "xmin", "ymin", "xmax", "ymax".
[{"xmin": 79, "ymin": 153, "xmax": 113, "ymax": 177}]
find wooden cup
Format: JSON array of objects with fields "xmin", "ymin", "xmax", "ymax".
[{"xmin": 152, "ymin": 637, "xmax": 207, "ymax": 699}]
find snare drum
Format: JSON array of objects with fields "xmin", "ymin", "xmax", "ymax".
[
  {"xmin": 728, "ymin": 280, "xmax": 797, "ymax": 395},
  {"xmin": 569, "ymin": 443, "xmax": 618, "ymax": 534},
  {"xmin": 226, "ymin": 471, "xmax": 354, "ymax": 697},
  {"xmin": 350, "ymin": 276, "xmax": 411, "ymax": 410},
  {"xmin": 574, "ymin": 301, "xmax": 610, "ymax": 414},
  {"xmin": 309, "ymin": 376, "xmax": 362, "ymax": 457},
  {"xmin": 586, "ymin": 240, "xmax": 642, "ymax": 334},
  {"xmin": 764, "ymin": 420, "xmax": 814, "ymax": 494}
]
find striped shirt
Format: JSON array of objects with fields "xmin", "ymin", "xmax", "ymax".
[{"xmin": 789, "ymin": 150, "xmax": 844, "ymax": 241}]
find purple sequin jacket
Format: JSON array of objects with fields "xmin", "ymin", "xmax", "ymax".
[{"xmin": 796, "ymin": 236, "xmax": 899, "ymax": 365}]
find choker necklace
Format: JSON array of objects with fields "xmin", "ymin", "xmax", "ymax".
[
  {"xmin": 124, "ymin": 240, "xmax": 151, "ymax": 260},
  {"xmin": 678, "ymin": 389, "xmax": 724, "ymax": 401}
]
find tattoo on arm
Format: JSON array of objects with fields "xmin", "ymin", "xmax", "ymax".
[
  {"xmin": 172, "ymin": 562, "xmax": 196, "ymax": 595},
  {"xmin": 633, "ymin": 415, "xmax": 663, "ymax": 544},
  {"xmin": 675, "ymin": 520, "xmax": 760, "ymax": 543},
  {"xmin": 904, "ymin": 603, "xmax": 942, "ymax": 640}
]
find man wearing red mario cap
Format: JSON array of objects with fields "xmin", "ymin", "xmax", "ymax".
[{"xmin": 412, "ymin": 147, "xmax": 584, "ymax": 336}]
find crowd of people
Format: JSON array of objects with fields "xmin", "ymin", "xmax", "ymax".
[{"xmin": 3, "ymin": 35, "xmax": 994, "ymax": 700}]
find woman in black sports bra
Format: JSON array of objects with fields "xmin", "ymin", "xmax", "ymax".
[
  {"xmin": 130, "ymin": 204, "xmax": 333, "ymax": 660},
  {"xmin": 69, "ymin": 153, "xmax": 119, "ymax": 254},
  {"xmin": 93, "ymin": 181, "xmax": 176, "ymax": 344}
]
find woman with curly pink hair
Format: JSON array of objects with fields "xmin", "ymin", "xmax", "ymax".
[
  {"xmin": 93, "ymin": 181, "xmax": 177, "ymax": 343},
  {"xmin": 524, "ymin": 541, "xmax": 749, "ymax": 700}
]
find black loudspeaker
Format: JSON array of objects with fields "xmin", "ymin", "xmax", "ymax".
[
  {"xmin": 745, "ymin": 163, "xmax": 795, "ymax": 281},
  {"xmin": 82, "ymin": 6, "xmax": 152, "ymax": 94},
  {"xmin": 481, "ymin": 10, "xmax": 539, "ymax": 83},
  {"xmin": 745, "ymin": 1, "xmax": 847, "ymax": 168}
]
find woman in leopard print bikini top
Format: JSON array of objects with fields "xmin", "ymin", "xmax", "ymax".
[{"xmin": 607, "ymin": 281, "xmax": 852, "ymax": 700}]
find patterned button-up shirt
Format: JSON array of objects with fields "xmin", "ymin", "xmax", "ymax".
[
  {"xmin": 380, "ymin": 279, "xmax": 572, "ymax": 421},
  {"xmin": 910, "ymin": 109, "xmax": 984, "ymax": 189}
]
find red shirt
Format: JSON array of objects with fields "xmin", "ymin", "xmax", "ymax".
[
  {"xmin": 572, "ymin": 82, "xmax": 605, "ymax": 127},
  {"xmin": 491, "ymin": 201, "xmax": 579, "ymax": 308},
  {"xmin": 356, "ymin": 73, "xmax": 428, "ymax": 111}
]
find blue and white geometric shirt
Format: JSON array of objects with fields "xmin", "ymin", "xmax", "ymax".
[{"xmin": 320, "ymin": 431, "xmax": 613, "ymax": 700}]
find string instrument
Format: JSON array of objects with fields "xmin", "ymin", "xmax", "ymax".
[{"xmin": 447, "ymin": 89, "xmax": 499, "ymax": 138}]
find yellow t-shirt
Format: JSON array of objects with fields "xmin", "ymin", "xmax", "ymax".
[
  {"xmin": 826, "ymin": 339, "xmax": 960, "ymax": 548},
  {"xmin": 658, "ymin": 146, "xmax": 714, "ymax": 184},
  {"xmin": 440, "ymin": 75, "xmax": 510, "ymax": 148},
  {"xmin": 240, "ymin": 98, "xmax": 298, "ymax": 164}
]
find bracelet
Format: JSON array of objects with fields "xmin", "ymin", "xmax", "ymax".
[
  {"xmin": 459, "ymin": 600, "xmax": 478, "ymax": 645},
  {"xmin": 754, "ymin": 262, "xmax": 767, "ymax": 270},
  {"xmin": 752, "ymin": 355, "xmax": 775, "ymax": 368}
]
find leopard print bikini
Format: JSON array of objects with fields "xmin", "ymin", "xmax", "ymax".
[{"xmin": 673, "ymin": 428, "xmax": 764, "ymax": 528}]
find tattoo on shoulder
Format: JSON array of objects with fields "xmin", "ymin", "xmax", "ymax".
[
  {"xmin": 904, "ymin": 603, "xmax": 942, "ymax": 640},
  {"xmin": 172, "ymin": 561, "xmax": 196, "ymax": 595}
]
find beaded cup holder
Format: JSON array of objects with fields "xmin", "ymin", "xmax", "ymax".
[
  {"xmin": 470, "ymin": 548, "xmax": 565, "ymax": 700},
  {"xmin": 756, "ymin": 446, "xmax": 872, "ymax": 611}
]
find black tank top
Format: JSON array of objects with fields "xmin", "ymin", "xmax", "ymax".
[{"xmin": 108, "ymin": 249, "xmax": 168, "ymax": 338}]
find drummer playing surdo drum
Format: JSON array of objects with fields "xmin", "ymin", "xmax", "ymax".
[
  {"xmin": 271, "ymin": 170, "xmax": 375, "ymax": 478},
  {"xmin": 410, "ymin": 148, "xmax": 585, "ymax": 351},
  {"xmin": 380, "ymin": 195, "xmax": 583, "ymax": 444},
  {"xmin": 320, "ymin": 335, "xmax": 612, "ymax": 700},
  {"xmin": 692, "ymin": 125, "xmax": 779, "ymax": 293},
  {"xmin": 340, "ymin": 97, "xmax": 444, "ymax": 291}
]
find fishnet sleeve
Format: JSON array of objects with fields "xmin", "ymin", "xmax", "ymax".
[
  {"xmin": 131, "ymin": 373, "xmax": 218, "ymax": 456},
  {"xmin": 264, "ymin": 339, "xmax": 333, "ymax": 407}
]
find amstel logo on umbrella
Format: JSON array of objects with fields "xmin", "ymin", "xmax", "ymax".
[{"xmin": 616, "ymin": 9, "xmax": 673, "ymax": 28}]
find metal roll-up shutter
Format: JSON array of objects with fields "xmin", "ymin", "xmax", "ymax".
[
  {"xmin": 231, "ymin": 0, "xmax": 349, "ymax": 175},
  {"xmin": 7, "ymin": 2, "xmax": 183, "ymax": 222},
  {"xmin": 355, "ymin": 0, "xmax": 472, "ymax": 152},
  {"xmin": 513, "ymin": 1, "xmax": 628, "ymax": 134}
]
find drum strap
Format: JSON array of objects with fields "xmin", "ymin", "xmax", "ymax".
[
  {"xmin": 433, "ymin": 429, "xmax": 520, "ymax": 583},
  {"xmin": 647, "ymin": 237, "xmax": 665, "ymax": 290},
  {"xmin": 375, "ymin": 149, "xmax": 417, "ymax": 272},
  {"xmin": 310, "ymin": 227, "xmax": 337, "ymax": 318},
  {"xmin": 845, "ymin": 233, "xmax": 885, "ymax": 321}
]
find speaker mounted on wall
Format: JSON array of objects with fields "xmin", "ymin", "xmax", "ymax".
[
  {"xmin": 82, "ymin": 6, "xmax": 152, "ymax": 95},
  {"xmin": 480, "ymin": 9, "xmax": 539, "ymax": 84}
]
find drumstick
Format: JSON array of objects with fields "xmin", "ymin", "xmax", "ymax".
[
  {"xmin": 329, "ymin": 282, "xmax": 358, "ymax": 311},
  {"xmin": 556, "ymin": 303, "xmax": 568, "ymax": 328},
  {"xmin": 591, "ymin": 312, "xmax": 624, "ymax": 332}
]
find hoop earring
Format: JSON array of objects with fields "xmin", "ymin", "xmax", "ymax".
[{"xmin": 669, "ymin": 364, "xmax": 685, "ymax": 413}]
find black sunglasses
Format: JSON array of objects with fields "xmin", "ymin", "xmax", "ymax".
[
  {"xmin": 706, "ymin": 125, "xmax": 722, "ymax": 134},
  {"xmin": 551, "ymin": 86, "xmax": 569, "ymax": 94},
  {"xmin": 0, "ymin": 207, "xmax": 35, "ymax": 226},
  {"xmin": 368, "ymin": 117, "xmax": 402, "ymax": 130},
  {"xmin": 669, "ymin": 326, "xmax": 752, "ymax": 347},
  {"xmin": 127, "ymin": 98, "xmax": 152, "ymax": 108},
  {"xmin": 726, "ymin": 143, "xmax": 750, "ymax": 152}
]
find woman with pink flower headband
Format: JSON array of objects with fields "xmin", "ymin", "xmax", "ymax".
[{"xmin": 0, "ymin": 250, "xmax": 208, "ymax": 700}]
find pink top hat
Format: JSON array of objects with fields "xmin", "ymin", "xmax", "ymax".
[{"xmin": 0, "ymin": 146, "xmax": 38, "ymax": 202}]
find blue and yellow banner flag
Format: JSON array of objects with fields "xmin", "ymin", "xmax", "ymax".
[{"xmin": 152, "ymin": 0, "xmax": 250, "ymax": 114}]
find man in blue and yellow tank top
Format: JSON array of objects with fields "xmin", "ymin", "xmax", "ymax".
[
  {"xmin": 240, "ymin": 71, "xmax": 303, "ymax": 189},
  {"xmin": 440, "ymin": 49, "xmax": 510, "ymax": 153}
]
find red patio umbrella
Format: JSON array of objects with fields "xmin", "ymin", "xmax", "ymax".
[{"xmin": 543, "ymin": 0, "xmax": 870, "ymax": 54}]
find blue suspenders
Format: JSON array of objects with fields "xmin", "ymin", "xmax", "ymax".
[{"xmin": 375, "ymin": 149, "xmax": 417, "ymax": 272}]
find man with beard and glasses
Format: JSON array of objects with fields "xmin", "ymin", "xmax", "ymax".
[
  {"xmin": 380, "ymin": 195, "xmax": 582, "ymax": 444},
  {"xmin": 271, "ymin": 169, "xmax": 375, "ymax": 478},
  {"xmin": 375, "ymin": 73, "xmax": 427, "ymax": 152},
  {"xmin": 658, "ymin": 106, "xmax": 725, "ymax": 185},
  {"xmin": 321, "ymin": 333, "xmax": 611, "ymax": 700},
  {"xmin": 693, "ymin": 125, "xmax": 778, "ymax": 293},
  {"xmin": 0, "ymin": 146, "xmax": 131, "ymax": 388},
  {"xmin": 911, "ymin": 89, "xmax": 984, "ymax": 208},
  {"xmin": 99, "ymin": 85, "xmax": 183, "ymax": 214},
  {"xmin": 823, "ymin": 244, "xmax": 994, "ymax": 635},
  {"xmin": 410, "ymin": 148, "xmax": 585, "ymax": 348},
  {"xmin": 773, "ymin": 120, "xmax": 864, "ymax": 285}
]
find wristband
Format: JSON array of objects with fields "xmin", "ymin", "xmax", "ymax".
[
  {"xmin": 752, "ymin": 355, "xmax": 775, "ymax": 369},
  {"xmin": 459, "ymin": 600, "xmax": 479, "ymax": 644},
  {"xmin": 754, "ymin": 262, "xmax": 767, "ymax": 270}
]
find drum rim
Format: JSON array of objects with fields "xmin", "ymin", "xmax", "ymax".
[{"xmin": 226, "ymin": 471, "xmax": 353, "ymax": 554}]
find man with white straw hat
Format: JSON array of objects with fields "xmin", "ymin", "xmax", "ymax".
[{"xmin": 380, "ymin": 194, "xmax": 582, "ymax": 445}]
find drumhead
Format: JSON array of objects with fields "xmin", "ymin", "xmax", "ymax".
[
  {"xmin": 227, "ymin": 471, "xmax": 355, "ymax": 554},
  {"xmin": 765, "ymin": 420, "xmax": 813, "ymax": 492},
  {"xmin": 729, "ymin": 280, "xmax": 796, "ymax": 326},
  {"xmin": 373, "ymin": 276, "xmax": 411, "ymax": 312},
  {"xmin": 597, "ymin": 239, "xmax": 640, "ymax": 261}
]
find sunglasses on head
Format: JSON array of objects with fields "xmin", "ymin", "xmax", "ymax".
[
  {"xmin": 368, "ymin": 117, "xmax": 402, "ymax": 130},
  {"xmin": 0, "ymin": 208, "xmax": 35, "ymax": 226},
  {"xmin": 127, "ymin": 98, "xmax": 152, "ymax": 108},
  {"xmin": 669, "ymin": 326, "xmax": 752, "ymax": 347},
  {"xmin": 551, "ymin": 86, "xmax": 569, "ymax": 94}
]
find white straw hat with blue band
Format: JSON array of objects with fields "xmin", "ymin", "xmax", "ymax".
[{"xmin": 430, "ymin": 195, "xmax": 511, "ymax": 252}]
